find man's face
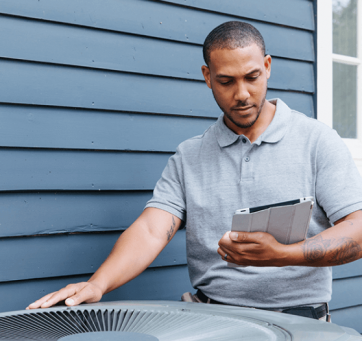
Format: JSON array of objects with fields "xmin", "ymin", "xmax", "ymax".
[{"xmin": 202, "ymin": 44, "xmax": 271, "ymax": 133}]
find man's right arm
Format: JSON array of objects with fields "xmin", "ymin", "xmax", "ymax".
[{"xmin": 26, "ymin": 207, "xmax": 182, "ymax": 309}]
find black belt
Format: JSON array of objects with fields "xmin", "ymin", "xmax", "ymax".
[{"xmin": 196, "ymin": 290, "xmax": 328, "ymax": 320}]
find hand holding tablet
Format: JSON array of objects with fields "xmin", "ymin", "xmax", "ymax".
[{"xmin": 227, "ymin": 197, "xmax": 314, "ymax": 267}]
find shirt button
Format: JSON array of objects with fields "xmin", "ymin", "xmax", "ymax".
[
  {"xmin": 242, "ymin": 138, "xmax": 247, "ymax": 143},
  {"xmin": 244, "ymin": 156, "xmax": 250, "ymax": 162}
]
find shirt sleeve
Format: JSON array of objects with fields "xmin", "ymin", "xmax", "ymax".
[
  {"xmin": 315, "ymin": 128, "xmax": 362, "ymax": 224},
  {"xmin": 145, "ymin": 146, "xmax": 186, "ymax": 222}
]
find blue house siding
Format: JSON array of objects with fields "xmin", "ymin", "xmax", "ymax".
[
  {"xmin": 0, "ymin": 230, "xmax": 187, "ymax": 282},
  {"xmin": 0, "ymin": 0, "xmax": 313, "ymax": 312},
  {"xmin": 0, "ymin": 265, "xmax": 191, "ymax": 312},
  {"xmin": 1, "ymin": 0, "xmax": 358, "ymax": 331},
  {"xmin": 330, "ymin": 259, "xmax": 362, "ymax": 331}
]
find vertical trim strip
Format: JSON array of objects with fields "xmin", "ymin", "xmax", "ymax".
[
  {"xmin": 357, "ymin": 0, "xmax": 362, "ymax": 138},
  {"xmin": 317, "ymin": 0, "xmax": 333, "ymax": 128}
]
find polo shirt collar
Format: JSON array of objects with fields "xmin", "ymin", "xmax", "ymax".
[
  {"xmin": 215, "ymin": 98, "xmax": 291, "ymax": 148},
  {"xmin": 215, "ymin": 114, "xmax": 240, "ymax": 148}
]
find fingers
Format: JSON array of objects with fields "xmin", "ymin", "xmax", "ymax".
[
  {"xmin": 218, "ymin": 232, "xmax": 253, "ymax": 255},
  {"xmin": 217, "ymin": 245, "xmax": 239, "ymax": 259},
  {"xmin": 26, "ymin": 282, "xmax": 99, "ymax": 310},
  {"xmin": 26, "ymin": 292, "xmax": 56, "ymax": 310},
  {"xmin": 44, "ymin": 284, "xmax": 81, "ymax": 308},
  {"xmin": 218, "ymin": 236, "xmax": 265, "ymax": 257},
  {"xmin": 218, "ymin": 246, "xmax": 247, "ymax": 266},
  {"xmin": 219, "ymin": 231, "xmax": 272, "ymax": 249},
  {"xmin": 217, "ymin": 231, "xmax": 283, "ymax": 266},
  {"xmin": 27, "ymin": 286, "xmax": 78, "ymax": 310},
  {"xmin": 217, "ymin": 231, "xmax": 266, "ymax": 266},
  {"xmin": 217, "ymin": 247, "xmax": 234, "ymax": 262},
  {"xmin": 217, "ymin": 245, "xmax": 253, "ymax": 266}
]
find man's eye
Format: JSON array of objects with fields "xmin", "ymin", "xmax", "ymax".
[
  {"xmin": 247, "ymin": 76, "xmax": 259, "ymax": 81},
  {"xmin": 220, "ymin": 80, "xmax": 232, "ymax": 85}
]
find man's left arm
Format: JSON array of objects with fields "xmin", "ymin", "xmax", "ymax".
[{"xmin": 218, "ymin": 210, "xmax": 362, "ymax": 267}]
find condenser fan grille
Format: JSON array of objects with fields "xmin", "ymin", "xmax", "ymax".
[{"xmin": 0, "ymin": 305, "xmax": 291, "ymax": 341}]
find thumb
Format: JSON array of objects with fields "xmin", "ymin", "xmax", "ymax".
[
  {"xmin": 229, "ymin": 231, "xmax": 255, "ymax": 243},
  {"xmin": 65, "ymin": 290, "xmax": 87, "ymax": 306},
  {"xmin": 65, "ymin": 296, "xmax": 77, "ymax": 306},
  {"xmin": 65, "ymin": 292, "xmax": 92, "ymax": 306},
  {"xmin": 66, "ymin": 283, "xmax": 103, "ymax": 306}
]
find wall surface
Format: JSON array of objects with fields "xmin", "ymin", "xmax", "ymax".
[{"xmin": 0, "ymin": 0, "xmax": 359, "ymax": 333}]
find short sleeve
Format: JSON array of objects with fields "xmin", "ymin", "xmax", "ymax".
[
  {"xmin": 145, "ymin": 147, "xmax": 186, "ymax": 221},
  {"xmin": 315, "ymin": 128, "xmax": 362, "ymax": 223}
]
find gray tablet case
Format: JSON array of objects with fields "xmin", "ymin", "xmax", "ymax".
[{"xmin": 231, "ymin": 197, "xmax": 314, "ymax": 245}]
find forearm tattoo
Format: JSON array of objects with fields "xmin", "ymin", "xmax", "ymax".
[
  {"xmin": 303, "ymin": 236, "xmax": 332, "ymax": 263},
  {"xmin": 303, "ymin": 230, "xmax": 362, "ymax": 265},
  {"xmin": 329, "ymin": 238, "xmax": 362, "ymax": 264},
  {"xmin": 166, "ymin": 216, "xmax": 176, "ymax": 241}
]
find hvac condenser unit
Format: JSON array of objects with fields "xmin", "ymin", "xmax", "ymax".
[{"xmin": 0, "ymin": 301, "xmax": 361, "ymax": 340}]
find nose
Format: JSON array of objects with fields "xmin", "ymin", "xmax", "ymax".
[{"xmin": 234, "ymin": 81, "xmax": 250, "ymax": 103}]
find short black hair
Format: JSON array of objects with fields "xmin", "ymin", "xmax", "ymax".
[{"xmin": 203, "ymin": 21, "xmax": 266, "ymax": 66}]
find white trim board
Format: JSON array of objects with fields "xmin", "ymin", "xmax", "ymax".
[{"xmin": 317, "ymin": 0, "xmax": 362, "ymax": 172}]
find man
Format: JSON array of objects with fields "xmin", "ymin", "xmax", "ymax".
[{"xmin": 27, "ymin": 21, "xmax": 362, "ymax": 321}]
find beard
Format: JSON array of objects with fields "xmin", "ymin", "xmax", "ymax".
[
  {"xmin": 225, "ymin": 97, "xmax": 265, "ymax": 129},
  {"xmin": 212, "ymin": 84, "xmax": 268, "ymax": 129}
]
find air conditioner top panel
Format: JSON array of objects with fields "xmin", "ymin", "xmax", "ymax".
[{"xmin": 0, "ymin": 301, "xmax": 360, "ymax": 341}]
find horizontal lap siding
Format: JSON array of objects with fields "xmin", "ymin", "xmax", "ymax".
[
  {"xmin": 159, "ymin": 0, "xmax": 315, "ymax": 30},
  {"xmin": 0, "ymin": 230, "xmax": 187, "ymax": 282},
  {"xmin": 333, "ymin": 258, "xmax": 362, "ymax": 280},
  {"xmin": 0, "ymin": 192, "xmax": 151, "ymax": 237},
  {"xmin": 0, "ymin": 150, "xmax": 170, "ymax": 191},
  {"xmin": 0, "ymin": 266, "xmax": 193, "ymax": 313},
  {"xmin": 331, "ymin": 275, "xmax": 362, "ymax": 310},
  {"xmin": 329, "ymin": 305, "xmax": 362, "ymax": 333},
  {"xmin": 331, "ymin": 261, "xmax": 362, "ymax": 332},
  {"xmin": 0, "ymin": 15, "xmax": 314, "ymax": 87},
  {"xmin": 0, "ymin": 0, "xmax": 317, "ymax": 315},
  {"xmin": 0, "ymin": 0, "xmax": 314, "ymax": 61},
  {"xmin": 0, "ymin": 106, "xmax": 215, "ymax": 151},
  {"xmin": 0, "ymin": 58, "xmax": 314, "ymax": 102}
]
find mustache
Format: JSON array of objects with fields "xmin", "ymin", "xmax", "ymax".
[{"xmin": 231, "ymin": 102, "xmax": 254, "ymax": 109}]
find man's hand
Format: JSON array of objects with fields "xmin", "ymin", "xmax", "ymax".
[
  {"xmin": 218, "ymin": 211, "xmax": 362, "ymax": 267},
  {"xmin": 26, "ymin": 281, "xmax": 103, "ymax": 309},
  {"xmin": 218, "ymin": 231, "xmax": 289, "ymax": 266}
]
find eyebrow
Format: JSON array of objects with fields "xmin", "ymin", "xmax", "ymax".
[
  {"xmin": 246, "ymin": 68, "xmax": 261, "ymax": 76},
  {"xmin": 215, "ymin": 68, "xmax": 262, "ymax": 79},
  {"xmin": 216, "ymin": 74, "xmax": 233, "ymax": 79}
]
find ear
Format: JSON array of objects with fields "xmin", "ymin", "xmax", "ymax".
[
  {"xmin": 201, "ymin": 65, "xmax": 212, "ymax": 89},
  {"xmin": 264, "ymin": 55, "xmax": 272, "ymax": 80}
]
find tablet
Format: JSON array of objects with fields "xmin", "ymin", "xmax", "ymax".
[
  {"xmin": 228, "ymin": 197, "xmax": 314, "ymax": 267},
  {"xmin": 231, "ymin": 196, "xmax": 314, "ymax": 245}
]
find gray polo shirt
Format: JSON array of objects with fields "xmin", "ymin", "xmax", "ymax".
[{"xmin": 145, "ymin": 98, "xmax": 362, "ymax": 308}]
